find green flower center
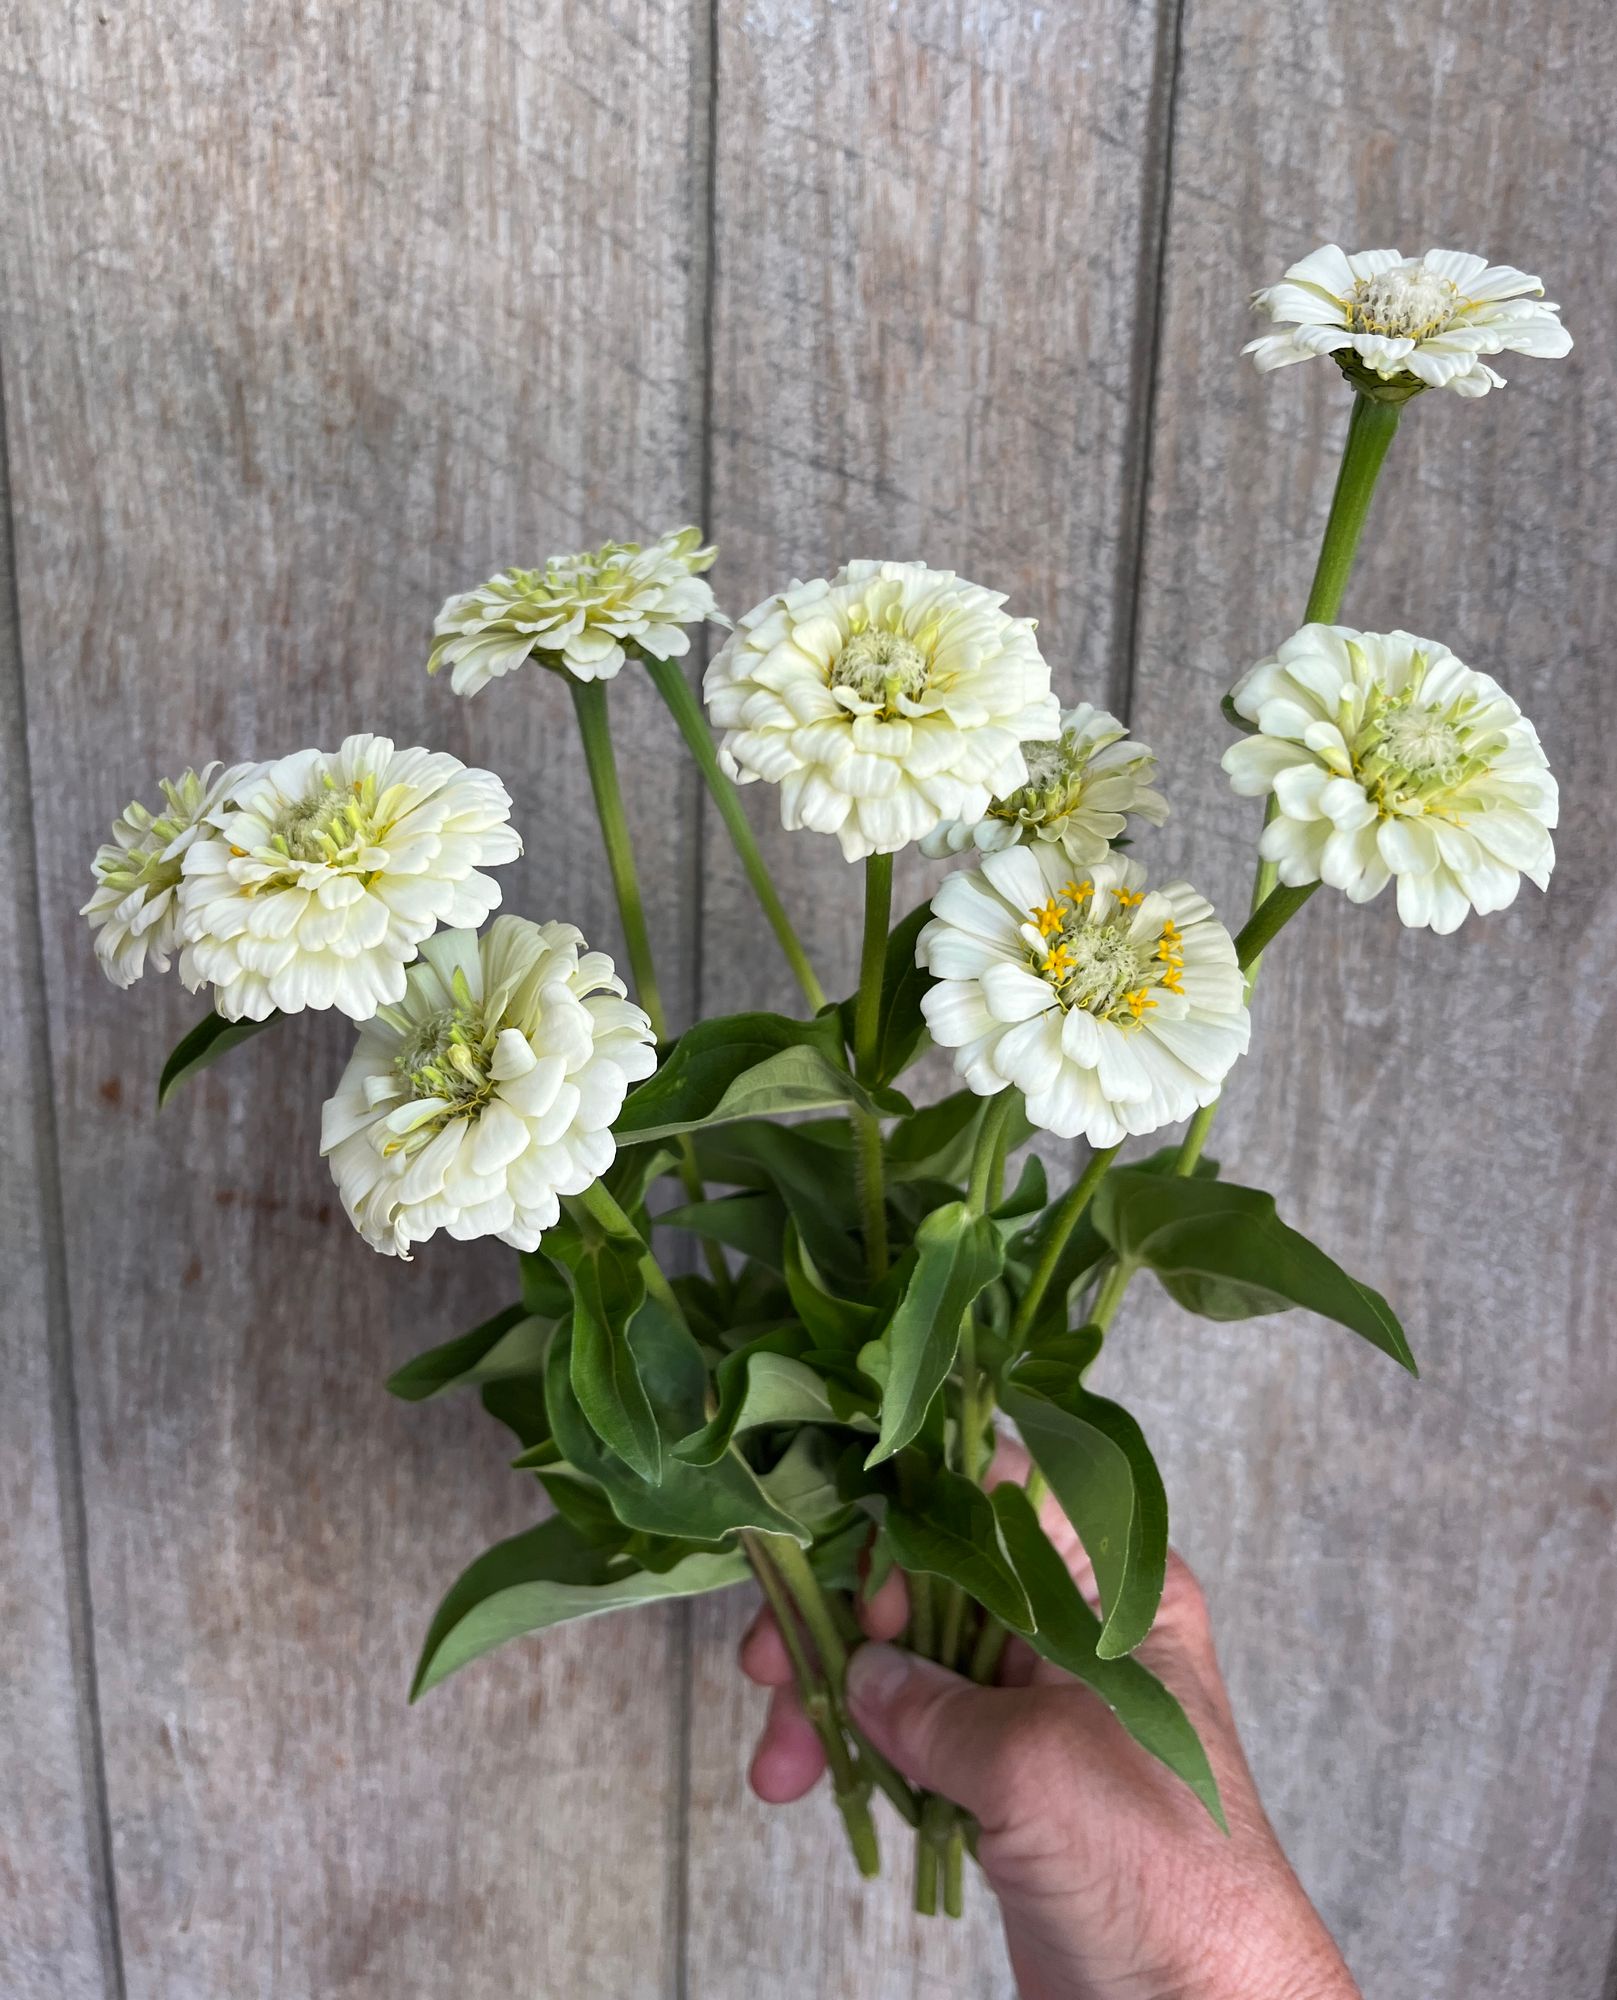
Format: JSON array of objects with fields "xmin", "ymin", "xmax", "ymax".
[
  {"xmin": 1026, "ymin": 882, "xmax": 1184, "ymax": 1026},
  {"xmin": 990, "ymin": 729, "xmax": 1095, "ymax": 828},
  {"xmin": 831, "ymin": 630, "xmax": 931, "ymax": 709},
  {"xmin": 1347, "ymin": 267, "xmax": 1459, "ymax": 342},
  {"xmin": 392, "ymin": 1004, "xmax": 497, "ymax": 1139},
  {"xmin": 1345, "ymin": 651, "xmax": 1502, "ymax": 816},
  {"xmin": 270, "ymin": 773, "xmax": 383, "ymax": 867}
]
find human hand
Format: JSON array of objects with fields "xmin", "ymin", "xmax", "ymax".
[{"xmin": 739, "ymin": 1446, "xmax": 1360, "ymax": 2000}]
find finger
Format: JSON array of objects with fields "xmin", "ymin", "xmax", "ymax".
[
  {"xmin": 748, "ymin": 1684, "xmax": 827, "ymax": 1804},
  {"xmin": 857, "ymin": 1563, "xmax": 910, "ymax": 1642},
  {"xmin": 738, "ymin": 1606, "xmax": 796, "ymax": 1689},
  {"xmin": 845, "ymin": 1644, "xmax": 1028, "ymax": 1826}
]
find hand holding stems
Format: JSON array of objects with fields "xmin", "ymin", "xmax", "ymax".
[{"xmin": 741, "ymin": 1442, "xmax": 1361, "ymax": 2000}]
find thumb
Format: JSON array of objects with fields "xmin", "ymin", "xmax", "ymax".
[{"xmin": 846, "ymin": 1643, "xmax": 1021, "ymax": 1824}]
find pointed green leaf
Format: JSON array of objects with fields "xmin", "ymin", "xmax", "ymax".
[
  {"xmin": 386, "ymin": 1305, "xmax": 551, "ymax": 1402},
  {"xmin": 784, "ymin": 1224, "xmax": 880, "ymax": 1355},
  {"xmin": 531, "ymin": 1329, "xmax": 812, "ymax": 1544},
  {"xmin": 410, "ymin": 1515, "xmax": 748, "ymax": 1698},
  {"xmin": 674, "ymin": 1341, "xmax": 838, "ymax": 1466},
  {"xmin": 658, "ymin": 1192, "xmax": 788, "ymax": 1271},
  {"xmin": 866, "ymin": 1202, "xmax": 1004, "ymax": 1467},
  {"xmin": 546, "ymin": 1230, "xmax": 661, "ymax": 1482},
  {"xmin": 883, "ymin": 1464, "xmax": 1032, "ymax": 1631},
  {"xmin": 157, "ymin": 1007, "xmax": 278, "ymax": 1108},
  {"xmin": 999, "ymin": 1370, "xmax": 1167, "ymax": 1659},
  {"xmin": 990, "ymin": 1485, "xmax": 1224, "ymax": 1827},
  {"xmin": 886, "ymin": 1087, "xmax": 1037, "ymax": 1186},
  {"xmin": 1093, "ymin": 1169, "xmax": 1415, "ymax": 1373},
  {"xmin": 698, "ymin": 1123, "xmax": 867, "ymax": 1288},
  {"xmin": 616, "ymin": 1010, "xmax": 907, "ymax": 1145}
]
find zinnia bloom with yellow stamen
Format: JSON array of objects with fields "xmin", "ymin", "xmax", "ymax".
[
  {"xmin": 429, "ymin": 526, "xmax": 724, "ymax": 695},
  {"xmin": 178, "ymin": 735, "xmax": 522, "ymax": 1021},
  {"xmin": 921, "ymin": 701, "xmax": 1167, "ymax": 864},
  {"xmin": 1222, "ymin": 625, "xmax": 1557, "ymax": 934},
  {"xmin": 321, "ymin": 917, "xmax": 656, "ymax": 1257},
  {"xmin": 704, "ymin": 560, "xmax": 1060, "ymax": 862},
  {"xmin": 1244, "ymin": 245, "xmax": 1571, "ymax": 398},
  {"xmin": 917, "ymin": 847, "xmax": 1249, "ymax": 1146}
]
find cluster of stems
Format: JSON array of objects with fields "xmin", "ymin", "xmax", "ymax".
[{"xmin": 564, "ymin": 382, "xmax": 1401, "ymax": 1908}]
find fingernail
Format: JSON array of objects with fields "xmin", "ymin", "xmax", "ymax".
[{"xmin": 846, "ymin": 1642, "xmax": 910, "ymax": 1715}]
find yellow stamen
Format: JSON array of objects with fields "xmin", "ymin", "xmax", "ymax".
[
  {"xmin": 1063, "ymin": 878, "xmax": 1092, "ymax": 903},
  {"xmin": 1030, "ymin": 897, "xmax": 1066, "ymax": 938}
]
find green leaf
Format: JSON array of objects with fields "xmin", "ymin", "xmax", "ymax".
[
  {"xmin": 886, "ymin": 1088, "xmax": 1036, "ymax": 1186},
  {"xmin": 883, "ymin": 1464, "xmax": 1033, "ymax": 1631},
  {"xmin": 867, "ymin": 1202, "xmax": 1005, "ymax": 1466},
  {"xmin": 999, "ymin": 1370, "xmax": 1168, "ymax": 1659},
  {"xmin": 990, "ymin": 1484, "xmax": 1225, "ymax": 1828},
  {"xmin": 1092, "ymin": 1169, "xmax": 1415, "ymax": 1373},
  {"xmin": 616, "ymin": 1010, "xmax": 906, "ymax": 1145},
  {"xmin": 532, "ymin": 1329, "xmax": 812, "ymax": 1544},
  {"xmin": 784, "ymin": 1225, "xmax": 880, "ymax": 1355},
  {"xmin": 157, "ymin": 1008, "xmax": 278, "ymax": 1108},
  {"xmin": 658, "ymin": 1192, "xmax": 788, "ymax": 1271},
  {"xmin": 545, "ymin": 1229, "xmax": 662, "ymax": 1483},
  {"xmin": 410, "ymin": 1515, "xmax": 748, "ymax": 1698},
  {"xmin": 386, "ymin": 1305, "xmax": 552, "ymax": 1402},
  {"xmin": 758, "ymin": 1428, "xmax": 853, "ymax": 1532},
  {"xmin": 697, "ymin": 1122, "xmax": 867, "ymax": 1289},
  {"xmin": 835, "ymin": 899, "xmax": 937, "ymax": 1083},
  {"xmin": 674, "ymin": 1340, "xmax": 837, "ymax": 1467},
  {"xmin": 1221, "ymin": 686, "xmax": 1258, "ymax": 735}
]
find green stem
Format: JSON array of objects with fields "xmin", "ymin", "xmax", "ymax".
[
  {"xmin": 573, "ymin": 1179, "xmax": 687, "ymax": 1321},
  {"xmin": 969, "ymin": 1612, "xmax": 1010, "ymax": 1685},
  {"xmin": 1011, "ymin": 1143, "xmax": 1119, "ymax": 1348},
  {"xmin": 570, "ymin": 677, "xmax": 665, "ymax": 1040},
  {"xmin": 641, "ymin": 651, "xmax": 827, "ymax": 1012},
  {"xmin": 942, "ymin": 1825, "xmax": 965, "ymax": 1918},
  {"xmin": 1232, "ymin": 880, "xmax": 1320, "ymax": 971},
  {"xmin": 908, "ymin": 1570, "xmax": 936, "ymax": 1657},
  {"xmin": 764, "ymin": 1534, "xmax": 919, "ymax": 1829},
  {"xmin": 853, "ymin": 852, "xmax": 894, "ymax": 1280},
  {"xmin": 569, "ymin": 676, "xmax": 733, "ymax": 1302},
  {"xmin": 743, "ymin": 1534, "xmax": 879, "ymax": 1877},
  {"xmin": 967, "ymin": 1091, "xmax": 1016, "ymax": 1215}
]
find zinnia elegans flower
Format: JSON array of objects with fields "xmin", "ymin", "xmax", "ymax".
[
  {"xmin": 321, "ymin": 917, "xmax": 656, "ymax": 1256},
  {"xmin": 918, "ymin": 847, "xmax": 1249, "ymax": 1146},
  {"xmin": 1244, "ymin": 245, "xmax": 1571, "ymax": 398},
  {"xmin": 81, "ymin": 762, "xmax": 258, "ymax": 989},
  {"xmin": 178, "ymin": 735, "xmax": 521, "ymax": 1021},
  {"xmin": 921, "ymin": 702, "xmax": 1167, "ymax": 865},
  {"xmin": 1223, "ymin": 625, "xmax": 1557, "ymax": 934},
  {"xmin": 429, "ymin": 526, "xmax": 722, "ymax": 695},
  {"xmin": 704, "ymin": 560, "xmax": 1060, "ymax": 862}
]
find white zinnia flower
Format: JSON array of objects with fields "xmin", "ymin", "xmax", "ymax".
[
  {"xmin": 920, "ymin": 702, "xmax": 1167, "ymax": 865},
  {"xmin": 321, "ymin": 917, "xmax": 656, "ymax": 1257},
  {"xmin": 80, "ymin": 762, "xmax": 258, "ymax": 989},
  {"xmin": 179, "ymin": 735, "xmax": 522, "ymax": 1021},
  {"xmin": 429, "ymin": 525, "xmax": 723, "ymax": 696},
  {"xmin": 1244, "ymin": 245, "xmax": 1571, "ymax": 397},
  {"xmin": 704, "ymin": 560, "xmax": 1060, "ymax": 862},
  {"xmin": 918, "ymin": 847, "xmax": 1249, "ymax": 1146},
  {"xmin": 1223, "ymin": 626, "xmax": 1557, "ymax": 934}
]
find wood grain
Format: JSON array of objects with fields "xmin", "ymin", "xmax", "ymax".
[
  {"xmin": 0, "ymin": 2, "xmax": 706, "ymax": 1993},
  {"xmin": 0, "ymin": 388, "xmax": 116, "ymax": 2000},
  {"xmin": 684, "ymin": 2, "xmax": 1173, "ymax": 1990},
  {"xmin": 1117, "ymin": 4, "xmax": 1617, "ymax": 1995}
]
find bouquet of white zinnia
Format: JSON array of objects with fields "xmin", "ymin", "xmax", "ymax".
[{"xmin": 87, "ymin": 241, "xmax": 1568, "ymax": 1915}]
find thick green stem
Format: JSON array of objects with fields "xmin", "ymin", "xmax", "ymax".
[
  {"xmin": 573, "ymin": 1179, "xmax": 688, "ymax": 1320},
  {"xmin": 571, "ymin": 677, "xmax": 665, "ymax": 1040},
  {"xmin": 967, "ymin": 1091, "xmax": 1016, "ymax": 1215},
  {"xmin": 743, "ymin": 1534, "xmax": 879, "ymax": 1876},
  {"xmin": 969, "ymin": 1613, "xmax": 1010, "ymax": 1685},
  {"xmin": 569, "ymin": 676, "xmax": 733, "ymax": 1301},
  {"xmin": 853, "ymin": 852, "xmax": 893, "ymax": 1280},
  {"xmin": 1011, "ymin": 1143, "xmax": 1119, "ymax": 1348},
  {"xmin": 641, "ymin": 651, "xmax": 827, "ymax": 1012}
]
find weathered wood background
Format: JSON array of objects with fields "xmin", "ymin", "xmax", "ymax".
[{"xmin": 3, "ymin": 1, "xmax": 1613, "ymax": 1994}]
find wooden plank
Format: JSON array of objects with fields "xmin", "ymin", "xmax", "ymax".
[
  {"xmin": 0, "ymin": 3, "xmax": 707, "ymax": 1993},
  {"xmin": 0, "ymin": 401, "xmax": 116, "ymax": 2000},
  {"xmin": 686, "ymin": 3, "xmax": 1174, "ymax": 1990},
  {"xmin": 1119, "ymin": 4, "xmax": 1617, "ymax": 1995}
]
